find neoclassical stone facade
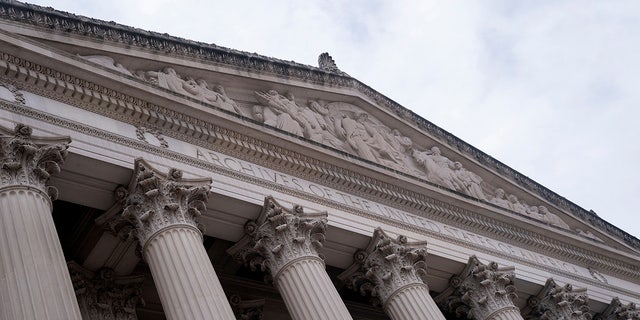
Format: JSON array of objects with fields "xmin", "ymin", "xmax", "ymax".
[{"xmin": 0, "ymin": 1, "xmax": 639, "ymax": 319}]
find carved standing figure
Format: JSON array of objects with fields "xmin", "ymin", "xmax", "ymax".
[{"xmin": 336, "ymin": 112, "xmax": 405, "ymax": 168}]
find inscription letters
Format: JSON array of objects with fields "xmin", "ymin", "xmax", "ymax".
[{"xmin": 196, "ymin": 147, "xmax": 583, "ymax": 276}]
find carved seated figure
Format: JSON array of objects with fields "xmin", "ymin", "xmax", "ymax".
[
  {"xmin": 538, "ymin": 206, "xmax": 570, "ymax": 229},
  {"xmin": 196, "ymin": 80, "xmax": 241, "ymax": 114},
  {"xmin": 451, "ymin": 161, "xmax": 486, "ymax": 200},
  {"xmin": 507, "ymin": 194, "xmax": 528, "ymax": 214},
  {"xmin": 412, "ymin": 147, "xmax": 460, "ymax": 190},
  {"xmin": 490, "ymin": 188, "xmax": 510, "ymax": 208}
]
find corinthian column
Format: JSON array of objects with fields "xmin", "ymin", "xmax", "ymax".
[
  {"xmin": 0, "ymin": 123, "xmax": 81, "ymax": 320},
  {"xmin": 595, "ymin": 297, "xmax": 640, "ymax": 320},
  {"xmin": 68, "ymin": 261, "xmax": 144, "ymax": 319},
  {"xmin": 445, "ymin": 256, "xmax": 523, "ymax": 320},
  {"xmin": 339, "ymin": 228, "xmax": 446, "ymax": 320},
  {"xmin": 228, "ymin": 196, "xmax": 353, "ymax": 320},
  {"xmin": 524, "ymin": 278, "xmax": 591, "ymax": 320},
  {"xmin": 122, "ymin": 159, "xmax": 235, "ymax": 320}
]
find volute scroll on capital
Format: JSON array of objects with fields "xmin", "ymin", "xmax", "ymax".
[
  {"xmin": 594, "ymin": 297, "xmax": 640, "ymax": 320},
  {"xmin": 80, "ymin": 54, "xmax": 573, "ymax": 231},
  {"xmin": 68, "ymin": 261, "xmax": 145, "ymax": 320},
  {"xmin": 227, "ymin": 196, "xmax": 328, "ymax": 283},
  {"xmin": 438, "ymin": 256, "xmax": 519, "ymax": 320},
  {"xmin": 0, "ymin": 123, "xmax": 70, "ymax": 200},
  {"xmin": 524, "ymin": 278, "xmax": 591, "ymax": 320},
  {"xmin": 121, "ymin": 158, "xmax": 212, "ymax": 249},
  {"xmin": 338, "ymin": 228, "xmax": 430, "ymax": 307}
]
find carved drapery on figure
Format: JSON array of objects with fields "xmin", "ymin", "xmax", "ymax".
[
  {"xmin": 228, "ymin": 196, "xmax": 328, "ymax": 281},
  {"xmin": 595, "ymin": 297, "xmax": 640, "ymax": 320},
  {"xmin": 524, "ymin": 278, "xmax": 591, "ymax": 320},
  {"xmin": 68, "ymin": 262, "xmax": 144, "ymax": 320},
  {"xmin": 121, "ymin": 159, "xmax": 210, "ymax": 249},
  {"xmin": 0, "ymin": 123, "xmax": 69, "ymax": 198},
  {"xmin": 85, "ymin": 54, "xmax": 574, "ymax": 231},
  {"xmin": 338, "ymin": 228, "xmax": 429, "ymax": 306},
  {"xmin": 439, "ymin": 256, "xmax": 520, "ymax": 320}
]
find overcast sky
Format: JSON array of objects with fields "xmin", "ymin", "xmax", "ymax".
[{"xmin": 28, "ymin": 1, "xmax": 640, "ymax": 239}]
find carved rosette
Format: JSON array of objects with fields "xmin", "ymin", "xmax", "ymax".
[
  {"xmin": 340, "ymin": 228, "xmax": 429, "ymax": 307},
  {"xmin": 444, "ymin": 256, "xmax": 519, "ymax": 320},
  {"xmin": 595, "ymin": 297, "xmax": 640, "ymax": 320},
  {"xmin": 525, "ymin": 278, "xmax": 591, "ymax": 320},
  {"xmin": 122, "ymin": 159, "xmax": 211, "ymax": 249},
  {"xmin": 0, "ymin": 123, "xmax": 70, "ymax": 199},
  {"xmin": 228, "ymin": 196, "xmax": 328, "ymax": 281},
  {"xmin": 68, "ymin": 262, "xmax": 145, "ymax": 320}
]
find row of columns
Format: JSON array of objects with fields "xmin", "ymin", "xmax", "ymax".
[{"xmin": 0, "ymin": 124, "xmax": 637, "ymax": 320}]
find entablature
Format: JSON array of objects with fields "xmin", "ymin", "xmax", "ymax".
[
  {"xmin": 0, "ymin": 3, "xmax": 639, "ymax": 298},
  {"xmin": 0, "ymin": 1, "xmax": 636, "ymax": 256}
]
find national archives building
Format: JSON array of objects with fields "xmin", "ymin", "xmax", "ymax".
[{"xmin": 0, "ymin": 1, "xmax": 638, "ymax": 319}]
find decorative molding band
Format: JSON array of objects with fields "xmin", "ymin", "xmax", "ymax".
[
  {"xmin": 1, "ymin": 98, "xmax": 638, "ymax": 301},
  {"xmin": 0, "ymin": 0, "xmax": 635, "ymax": 251},
  {"xmin": 0, "ymin": 59, "xmax": 639, "ymax": 285}
]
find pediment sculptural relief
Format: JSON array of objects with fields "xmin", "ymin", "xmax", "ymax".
[{"xmin": 77, "ymin": 55, "xmax": 602, "ymax": 239}]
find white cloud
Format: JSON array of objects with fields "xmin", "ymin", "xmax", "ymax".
[{"xmin": 26, "ymin": 0, "xmax": 640, "ymax": 239}]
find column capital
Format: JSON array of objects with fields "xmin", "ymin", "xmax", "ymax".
[
  {"xmin": 595, "ymin": 297, "xmax": 640, "ymax": 320},
  {"xmin": 68, "ymin": 261, "xmax": 145, "ymax": 320},
  {"xmin": 229, "ymin": 294, "xmax": 265, "ymax": 320},
  {"xmin": 339, "ymin": 228, "xmax": 429, "ymax": 307},
  {"xmin": 227, "ymin": 196, "xmax": 328, "ymax": 282},
  {"xmin": 442, "ymin": 256, "xmax": 519, "ymax": 320},
  {"xmin": 525, "ymin": 278, "xmax": 591, "ymax": 320},
  {"xmin": 0, "ymin": 123, "xmax": 70, "ymax": 199},
  {"xmin": 122, "ymin": 158, "xmax": 211, "ymax": 249}
]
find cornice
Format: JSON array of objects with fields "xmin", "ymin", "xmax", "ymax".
[
  {"xmin": 1, "ymin": 48, "xmax": 639, "ymax": 288},
  {"xmin": 0, "ymin": 0, "xmax": 636, "ymax": 252},
  {"xmin": 1, "ymin": 94, "xmax": 639, "ymax": 298}
]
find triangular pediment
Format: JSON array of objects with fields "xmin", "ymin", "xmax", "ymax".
[{"xmin": 1, "ymin": 1, "xmax": 639, "ymax": 280}]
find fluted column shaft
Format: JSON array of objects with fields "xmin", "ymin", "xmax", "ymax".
[
  {"xmin": 0, "ymin": 187, "xmax": 81, "ymax": 319},
  {"xmin": 144, "ymin": 225, "xmax": 234, "ymax": 320},
  {"xmin": 275, "ymin": 256, "xmax": 351, "ymax": 320},
  {"xmin": 0, "ymin": 124, "xmax": 80, "ymax": 320},
  {"xmin": 123, "ymin": 159, "xmax": 235, "ymax": 320},
  {"xmin": 339, "ymin": 228, "xmax": 446, "ymax": 320},
  {"xmin": 228, "ymin": 197, "xmax": 353, "ymax": 320},
  {"xmin": 385, "ymin": 283, "xmax": 446, "ymax": 320}
]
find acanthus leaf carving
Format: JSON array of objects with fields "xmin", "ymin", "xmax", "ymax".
[
  {"xmin": 122, "ymin": 158, "xmax": 211, "ymax": 249},
  {"xmin": 443, "ymin": 256, "xmax": 519, "ymax": 320},
  {"xmin": 68, "ymin": 261, "xmax": 145, "ymax": 320},
  {"xmin": 595, "ymin": 297, "xmax": 640, "ymax": 320},
  {"xmin": 227, "ymin": 196, "xmax": 328, "ymax": 282},
  {"xmin": 524, "ymin": 278, "xmax": 592, "ymax": 320},
  {"xmin": 0, "ymin": 123, "xmax": 70, "ymax": 197},
  {"xmin": 0, "ymin": 2, "xmax": 634, "ymax": 249},
  {"xmin": 338, "ymin": 228, "xmax": 430, "ymax": 308}
]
